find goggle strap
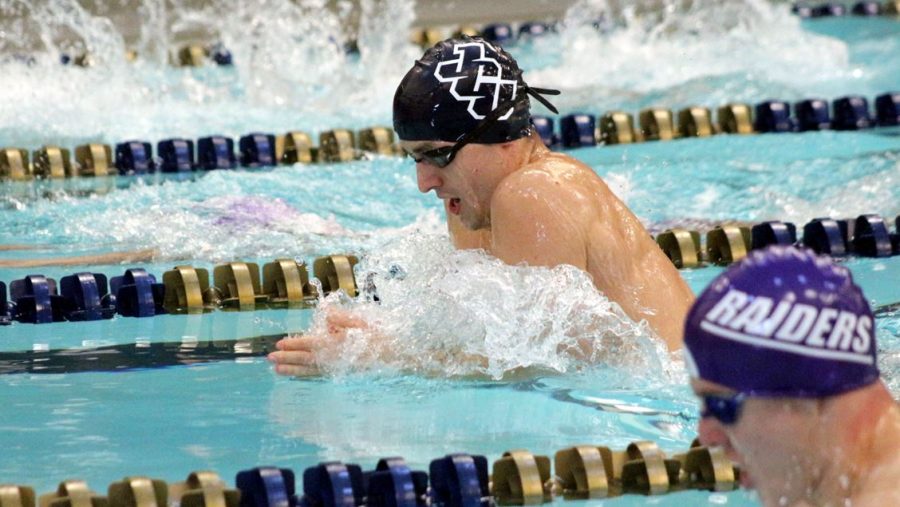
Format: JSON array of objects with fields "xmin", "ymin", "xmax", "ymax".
[{"xmin": 526, "ymin": 86, "xmax": 561, "ymax": 114}]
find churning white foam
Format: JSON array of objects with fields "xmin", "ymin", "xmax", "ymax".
[{"xmin": 299, "ymin": 232, "xmax": 674, "ymax": 381}]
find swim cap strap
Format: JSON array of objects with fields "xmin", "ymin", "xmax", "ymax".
[{"xmin": 525, "ymin": 86, "xmax": 560, "ymax": 114}]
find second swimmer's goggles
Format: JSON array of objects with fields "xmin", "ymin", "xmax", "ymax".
[
  {"xmin": 406, "ymin": 85, "xmax": 560, "ymax": 168},
  {"xmin": 700, "ymin": 392, "xmax": 748, "ymax": 425}
]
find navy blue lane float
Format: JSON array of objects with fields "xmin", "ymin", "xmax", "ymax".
[
  {"xmin": 811, "ymin": 3, "xmax": 847, "ymax": 17},
  {"xmin": 60, "ymin": 272, "xmax": 115, "ymax": 321},
  {"xmin": 481, "ymin": 24, "xmax": 514, "ymax": 45},
  {"xmin": 198, "ymin": 135, "xmax": 237, "ymax": 170},
  {"xmin": 0, "ymin": 281, "xmax": 10, "ymax": 325},
  {"xmin": 9, "ymin": 275, "xmax": 66, "ymax": 324},
  {"xmin": 751, "ymin": 221, "xmax": 798, "ymax": 250},
  {"xmin": 852, "ymin": 1, "xmax": 882, "ymax": 15},
  {"xmin": 794, "ymin": 99, "xmax": 831, "ymax": 131},
  {"xmin": 518, "ymin": 22, "xmax": 551, "ymax": 39},
  {"xmin": 158, "ymin": 138, "xmax": 195, "ymax": 172},
  {"xmin": 365, "ymin": 458, "xmax": 428, "ymax": 507},
  {"xmin": 240, "ymin": 133, "xmax": 277, "ymax": 167},
  {"xmin": 792, "ymin": 4, "xmax": 814, "ymax": 16},
  {"xmin": 109, "ymin": 269, "xmax": 166, "ymax": 318},
  {"xmin": 115, "ymin": 141, "xmax": 154, "ymax": 174},
  {"xmin": 237, "ymin": 468, "xmax": 299, "ymax": 507},
  {"xmin": 894, "ymin": 217, "xmax": 900, "ymax": 254},
  {"xmin": 531, "ymin": 116, "xmax": 559, "ymax": 149},
  {"xmin": 754, "ymin": 101, "xmax": 794, "ymax": 133},
  {"xmin": 876, "ymin": 92, "xmax": 900, "ymax": 126},
  {"xmin": 299, "ymin": 462, "xmax": 365, "ymax": 507},
  {"xmin": 832, "ymin": 96, "xmax": 874, "ymax": 130},
  {"xmin": 803, "ymin": 218, "xmax": 848, "ymax": 257},
  {"xmin": 430, "ymin": 454, "xmax": 490, "ymax": 507},
  {"xmin": 560, "ymin": 114, "xmax": 597, "ymax": 148},
  {"xmin": 852, "ymin": 214, "xmax": 893, "ymax": 257},
  {"xmin": 207, "ymin": 43, "xmax": 234, "ymax": 66}
]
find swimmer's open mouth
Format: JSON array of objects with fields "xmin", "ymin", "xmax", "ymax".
[{"xmin": 448, "ymin": 198, "xmax": 461, "ymax": 215}]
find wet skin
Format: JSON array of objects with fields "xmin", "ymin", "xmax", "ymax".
[
  {"xmin": 270, "ymin": 132, "xmax": 695, "ymax": 374},
  {"xmin": 692, "ymin": 377, "xmax": 900, "ymax": 507}
]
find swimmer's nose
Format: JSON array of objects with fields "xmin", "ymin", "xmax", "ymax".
[{"xmin": 416, "ymin": 162, "xmax": 442, "ymax": 194}]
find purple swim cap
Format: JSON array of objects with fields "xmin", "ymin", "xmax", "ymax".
[
  {"xmin": 393, "ymin": 36, "xmax": 559, "ymax": 143},
  {"xmin": 684, "ymin": 245, "xmax": 879, "ymax": 397}
]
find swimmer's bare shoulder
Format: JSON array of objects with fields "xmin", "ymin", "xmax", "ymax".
[
  {"xmin": 489, "ymin": 154, "xmax": 593, "ymax": 269},
  {"xmin": 492, "ymin": 152, "xmax": 693, "ymax": 350}
]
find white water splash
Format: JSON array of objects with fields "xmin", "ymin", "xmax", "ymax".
[
  {"xmin": 529, "ymin": 0, "xmax": 851, "ymax": 108},
  {"xmin": 301, "ymin": 233, "xmax": 674, "ymax": 381},
  {"xmin": 0, "ymin": 0, "xmax": 417, "ymax": 142}
]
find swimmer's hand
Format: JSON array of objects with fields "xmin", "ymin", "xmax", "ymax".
[{"xmin": 267, "ymin": 308, "xmax": 369, "ymax": 377}]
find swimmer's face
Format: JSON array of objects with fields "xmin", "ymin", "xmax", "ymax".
[
  {"xmin": 401, "ymin": 139, "xmax": 511, "ymax": 230},
  {"xmin": 692, "ymin": 378, "xmax": 820, "ymax": 506}
]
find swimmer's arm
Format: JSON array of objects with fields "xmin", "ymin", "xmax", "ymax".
[
  {"xmin": 268, "ymin": 307, "xmax": 488, "ymax": 376},
  {"xmin": 445, "ymin": 200, "xmax": 491, "ymax": 250}
]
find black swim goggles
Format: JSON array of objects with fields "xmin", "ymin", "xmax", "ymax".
[
  {"xmin": 700, "ymin": 392, "xmax": 747, "ymax": 426},
  {"xmin": 405, "ymin": 84, "xmax": 560, "ymax": 168}
]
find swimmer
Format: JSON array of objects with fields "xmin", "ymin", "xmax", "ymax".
[
  {"xmin": 685, "ymin": 245, "xmax": 900, "ymax": 507},
  {"xmin": 270, "ymin": 36, "xmax": 694, "ymax": 376}
]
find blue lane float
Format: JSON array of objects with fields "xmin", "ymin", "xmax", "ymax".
[
  {"xmin": 832, "ymin": 96, "xmax": 873, "ymax": 130},
  {"xmin": 365, "ymin": 458, "xmax": 428, "ymax": 507},
  {"xmin": 236, "ymin": 467, "xmax": 298, "ymax": 507},
  {"xmin": 852, "ymin": 1, "xmax": 882, "ymax": 15},
  {"xmin": 811, "ymin": 2, "xmax": 847, "ymax": 17},
  {"xmin": 803, "ymin": 218, "xmax": 848, "ymax": 257},
  {"xmin": 59, "ymin": 272, "xmax": 115, "ymax": 321},
  {"xmin": 115, "ymin": 141, "xmax": 154, "ymax": 175},
  {"xmin": 792, "ymin": 3, "xmax": 814, "ymax": 17},
  {"xmin": 110, "ymin": 269, "xmax": 166, "ymax": 318},
  {"xmin": 531, "ymin": 116, "xmax": 559, "ymax": 149},
  {"xmin": 481, "ymin": 24, "xmax": 514, "ymax": 45},
  {"xmin": 839, "ymin": 218, "xmax": 857, "ymax": 255},
  {"xmin": 518, "ymin": 22, "xmax": 550, "ymax": 39},
  {"xmin": 0, "ymin": 281, "xmax": 10, "ymax": 325},
  {"xmin": 208, "ymin": 43, "xmax": 234, "ymax": 66},
  {"xmin": 300, "ymin": 462, "xmax": 365, "ymax": 507},
  {"xmin": 751, "ymin": 221, "xmax": 797, "ymax": 250},
  {"xmin": 429, "ymin": 455, "xmax": 490, "ymax": 507},
  {"xmin": 198, "ymin": 135, "xmax": 237, "ymax": 170},
  {"xmin": 894, "ymin": 216, "xmax": 900, "ymax": 255},
  {"xmin": 240, "ymin": 133, "xmax": 277, "ymax": 168},
  {"xmin": 9, "ymin": 275, "xmax": 66, "ymax": 324},
  {"xmin": 852, "ymin": 214, "xmax": 893, "ymax": 258},
  {"xmin": 560, "ymin": 114, "xmax": 596, "ymax": 148},
  {"xmin": 876, "ymin": 92, "xmax": 900, "ymax": 126},
  {"xmin": 794, "ymin": 99, "xmax": 831, "ymax": 131},
  {"xmin": 754, "ymin": 101, "xmax": 794, "ymax": 133},
  {"xmin": 158, "ymin": 139, "xmax": 195, "ymax": 172}
]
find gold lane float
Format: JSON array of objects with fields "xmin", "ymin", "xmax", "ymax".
[
  {"xmin": 0, "ymin": 214, "xmax": 898, "ymax": 327},
  {"xmin": 0, "ymin": 440, "xmax": 741, "ymax": 507},
  {"xmin": 0, "ymin": 255, "xmax": 358, "ymax": 325},
  {"xmin": 1, "ymin": 89, "xmax": 898, "ymax": 180}
]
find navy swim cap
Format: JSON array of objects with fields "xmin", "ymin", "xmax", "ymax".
[
  {"xmin": 393, "ymin": 36, "xmax": 559, "ymax": 143},
  {"xmin": 684, "ymin": 245, "xmax": 879, "ymax": 397}
]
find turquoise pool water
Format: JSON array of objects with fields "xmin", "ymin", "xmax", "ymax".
[{"xmin": 1, "ymin": 1, "xmax": 899, "ymax": 505}]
